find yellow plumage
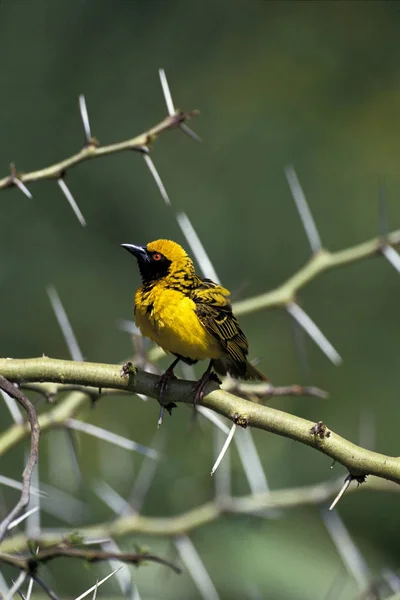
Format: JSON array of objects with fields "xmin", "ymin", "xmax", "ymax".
[{"xmin": 122, "ymin": 239, "xmax": 267, "ymax": 391}]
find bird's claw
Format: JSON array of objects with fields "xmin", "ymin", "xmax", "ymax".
[
  {"xmin": 193, "ymin": 371, "xmax": 221, "ymax": 405},
  {"xmin": 156, "ymin": 369, "xmax": 177, "ymax": 427}
]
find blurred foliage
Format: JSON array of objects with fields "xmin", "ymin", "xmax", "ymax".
[{"xmin": 1, "ymin": 0, "xmax": 400, "ymax": 598}]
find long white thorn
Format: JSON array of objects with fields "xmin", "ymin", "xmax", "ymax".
[
  {"xmin": 94, "ymin": 480, "xmax": 133, "ymax": 515},
  {"xmin": 14, "ymin": 177, "xmax": 33, "ymax": 199},
  {"xmin": 382, "ymin": 245, "xmax": 400, "ymax": 274},
  {"xmin": 175, "ymin": 536, "xmax": 220, "ymax": 600},
  {"xmin": 322, "ymin": 509, "xmax": 370, "ymax": 590},
  {"xmin": 287, "ymin": 302, "xmax": 342, "ymax": 366},
  {"xmin": 177, "ymin": 212, "xmax": 220, "ymax": 282},
  {"xmin": 74, "ymin": 567, "xmax": 123, "ymax": 600},
  {"xmin": 211, "ymin": 423, "xmax": 236, "ymax": 476},
  {"xmin": 25, "ymin": 577, "xmax": 34, "ymax": 600},
  {"xmin": 47, "ymin": 285, "xmax": 84, "ymax": 361},
  {"xmin": 159, "ymin": 68, "xmax": 175, "ymax": 115},
  {"xmin": 0, "ymin": 474, "xmax": 44, "ymax": 497},
  {"xmin": 79, "ymin": 94, "xmax": 92, "ymax": 143},
  {"xmin": 1, "ymin": 389, "xmax": 23, "ymax": 424},
  {"xmin": 329, "ymin": 475, "xmax": 352, "ymax": 511},
  {"xmin": 285, "ymin": 165, "xmax": 322, "ymax": 253},
  {"xmin": 158, "ymin": 68, "xmax": 200, "ymax": 141},
  {"xmin": 57, "ymin": 178, "xmax": 87, "ymax": 227},
  {"xmin": 143, "ymin": 154, "xmax": 171, "ymax": 205},
  {"xmin": 6, "ymin": 572, "xmax": 27, "ymax": 600},
  {"xmin": 67, "ymin": 418, "xmax": 159, "ymax": 459},
  {"xmin": 8, "ymin": 506, "xmax": 39, "ymax": 530}
]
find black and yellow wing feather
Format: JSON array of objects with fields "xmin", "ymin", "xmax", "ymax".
[{"xmin": 191, "ymin": 278, "xmax": 266, "ymax": 380}]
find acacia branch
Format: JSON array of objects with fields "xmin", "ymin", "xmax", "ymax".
[
  {"xmin": 0, "ymin": 376, "xmax": 40, "ymax": 543},
  {"xmin": 0, "ymin": 476, "xmax": 397, "ymax": 554},
  {"xmin": 233, "ymin": 229, "xmax": 400, "ymax": 315},
  {"xmin": 0, "ymin": 109, "xmax": 198, "ymax": 190},
  {"xmin": 1, "ymin": 357, "xmax": 400, "ymax": 485},
  {"xmin": 0, "ymin": 545, "xmax": 181, "ymax": 575}
]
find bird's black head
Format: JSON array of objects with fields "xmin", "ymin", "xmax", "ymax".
[{"xmin": 121, "ymin": 243, "xmax": 172, "ymax": 284}]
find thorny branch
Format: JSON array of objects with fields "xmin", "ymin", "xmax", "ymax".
[
  {"xmin": 0, "ymin": 544, "xmax": 181, "ymax": 575},
  {"xmin": 0, "ymin": 376, "xmax": 40, "ymax": 544},
  {"xmin": 233, "ymin": 227, "xmax": 400, "ymax": 315},
  {"xmin": 0, "ymin": 358, "xmax": 400, "ymax": 484},
  {"xmin": 0, "ymin": 476, "xmax": 397, "ymax": 553},
  {"xmin": 0, "ymin": 110, "xmax": 198, "ymax": 191}
]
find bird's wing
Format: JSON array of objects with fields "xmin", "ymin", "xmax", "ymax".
[{"xmin": 191, "ymin": 279, "xmax": 248, "ymax": 363}]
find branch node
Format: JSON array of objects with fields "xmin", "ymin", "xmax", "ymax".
[
  {"xmin": 233, "ymin": 412, "xmax": 248, "ymax": 428},
  {"xmin": 310, "ymin": 420, "xmax": 331, "ymax": 440}
]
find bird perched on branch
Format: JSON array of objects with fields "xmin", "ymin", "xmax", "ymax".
[{"xmin": 121, "ymin": 239, "xmax": 267, "ymax": 419}]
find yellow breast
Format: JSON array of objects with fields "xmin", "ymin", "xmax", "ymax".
[{"xmin": 134, "ymin": 287, "xmax": 222, "ymax": 361}]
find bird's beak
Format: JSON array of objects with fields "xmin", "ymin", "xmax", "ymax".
[{"xmin": 120, "ymin": 244, "xmax": 148, "ymax": 261}]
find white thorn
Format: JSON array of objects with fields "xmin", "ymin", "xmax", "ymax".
[
  {"xmin": 94, "ymin": 480, "xmax": 133, "ymax": 516},
  {"xmin": 235, "ymin": 428, "xmax": 271, "ymax": 495},
  {"xmin": 1, "ymin": 388, "xmax": 23, "ymax": 424},
  {"xmin": 198, "ymin": 406, "xmax": 230, "ymax": 435},
  {"xmin": 74, "ymin": 567, "xmax": 123, "ymax": 600},
  {"xmin": 211, "ymin": 423, "xmax": 236, "ymax": 476},
  {"xmin": 57, "ymin": 178, "xmax": 87, "ymax": 227},
  {"xmin": 143, "ymin": 154, "xmax": 171, "ymax": 205},
  {"xmin": 159, "ymin": 68, "xmax": 175, "ymax": 115},
  {"xmin": 26, "ymin": 577, "xmax": 34, "ymax": 600},
  {"xmin": 47, "ymin": 285, "xmax": 84, "ymax": 361},
  {"xmin": 177, "ymin": 212, "xmax": 220, "ymax": 282},
  {"xmin": 14, "ymin": 177, "xmax": 33, "ymax": 199},
  {"xmin": 67, "ymin": 418, "xmax": 159, "ymax": 459},
  {"xmin": 285, "ymin": 166, "xmax": 322, "ymax": 253},
  {"xmin": 79, "ymin": 94, "xmax": 92, "ymax": 143},
  {"xmin": 180, "ymin": 122, "xmax": 202, "ymax": 142},
  {"xmin": 329, "ymin": 476, "xmax": 352, "ymax": 510},
  {"xmin": 322, "ymin": 508, "xmax": 370, "ymax": 590},
  {"xmin": 8, "ymin": 506, "xmax": 40, "ymax": 530},
  {"xmin": 287, "ymin": 302, "xmax": 342, "ymax": 366},
  {"xmin": 382, "ymin": 245, "xmax": 400, "ymax": 274},
  {"xmin": 0, "ymin": 474, "xmax": 44, "ymax": 497},
  {"xmin": 6, "ymin": 572, "xmax": 27, "ymax": 600},
  {"xmin": 175, "ymin": 536, "xmax": 221, "ymax": 600}
]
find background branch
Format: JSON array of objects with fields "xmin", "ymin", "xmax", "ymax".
[
  {"xmin": 0, "ymin": 110, "xmax": 198, "ymax": 190},
  {"xmin": 0, "ymin": 376, "xmax": 40, "ymax": 543},
  {"xmin": 233, "ymin": 229, "xmax": 400, "ymax": 315},
  {"xmin": 0, "ymin": 545, "xmax": 181, "ymax": 575},
  {"xmin": 0, "ymin": 476, "xmax": 397, "ymax": 554}
]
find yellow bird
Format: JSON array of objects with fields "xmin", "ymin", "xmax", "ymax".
[{"xmin": 121, "ymin": 239, "xmax": 267, "ymax": 406}]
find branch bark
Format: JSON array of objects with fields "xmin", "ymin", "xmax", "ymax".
[
  {"xmin": 0, "ymin": 476, "xmax": 397, "ymax": 553},
  {"xmin": 0, "ymin": 545, "xmax": 181, "ymax": 575},
  {"xmin": 0, "ymin": 109, "xmax": 198, "ymax": 190},
  {"xmin": 1, "ymin": 357, "xmax": 400, "ymax": 485}
]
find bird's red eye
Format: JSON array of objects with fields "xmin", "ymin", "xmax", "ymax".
[{"xmin": 153, "ymin": 253, "xmax": 162, "ymax": 261}]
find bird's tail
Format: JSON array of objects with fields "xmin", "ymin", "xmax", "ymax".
[
  {"xmin": 243, "ymin": 360, "xmax": 269, "ymax": 381},
  {"xmin": 214, "ymin": 358, "xmax": 268, "ymax": 381}
]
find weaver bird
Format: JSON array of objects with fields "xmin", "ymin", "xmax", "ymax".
[{"xmin": 122, "ymin": 239, "xmax": 267, "ymax": 414}]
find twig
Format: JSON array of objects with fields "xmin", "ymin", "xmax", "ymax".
[
  {"xmin": 0, "ymin": 476, "xmax": 396, "ymax": 552},
  {"xmin": 0, "ymin": 110, "xmax": 198, "ymax": 190},
  {"xmin": 0, "ymin": 546, "xmax": 181, "ymax": 575},
  {"xmin": 223, "ymin": 381, "xmax": 328, "ymax": 400},
  {"xmin": 233, "ymin": 228, "xmax": 400, "ymax": 315},
  {"xmin": 0, "ymin": 376, "xmax": 40, "ymax": 543}
]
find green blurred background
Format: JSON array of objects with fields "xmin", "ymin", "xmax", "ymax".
[{"xmin": 1, "ymin": 0, "xmax": 400, "ymax": 598}]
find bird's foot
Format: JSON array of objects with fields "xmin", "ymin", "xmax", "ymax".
[
  {"xmin": 156, "ymin": 368, "xmax": 177, "ymax": 427},
  {"xmin": 193, "ymin": 371, "xmax": 221, "ymax": 405}
]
